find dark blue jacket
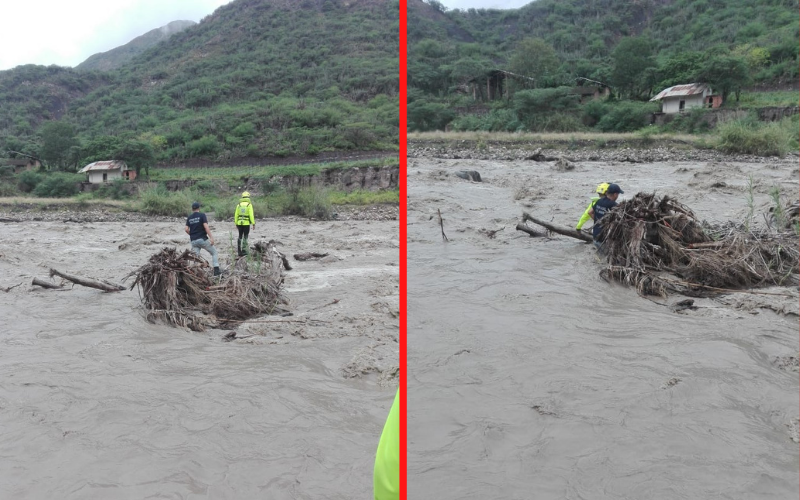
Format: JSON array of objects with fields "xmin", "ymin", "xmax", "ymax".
[
  {"xmin": 592, "ymin": 197, "xmax": 617, "ymax": 241},
  {"xmin": 186, "ymin": 212, "xmax": 209, "ymax": 241}
]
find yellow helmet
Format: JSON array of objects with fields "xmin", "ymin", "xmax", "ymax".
[
  {"xmin": 596, "ymin": 182, "xmax": 610, "ymax": 195},
  {"xmin": 241, "ymin": 191, "xmax": 250, "ymax": 198}
]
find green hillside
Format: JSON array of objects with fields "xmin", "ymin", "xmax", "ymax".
[
  {"xmin": 408, "ymin": 0, "xmax": 799, "ymax": 133},
  {"xmin": 76, "ymin": 20, "xmax": 197, "ymax": 72},
  {"xmin": 0, "ymin": 0, "xmax": 400, "ymax": 170}
]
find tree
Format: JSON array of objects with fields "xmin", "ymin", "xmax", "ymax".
[
  {"xmin": 695, "ymin": 53, "xmax": 751, "ymax": 104},
  {"xmin": 512, "ymin": 87, "xmax": 579, "ymax": 130},
  {"xmin": 610, "ymin": 37, "xmax": 656, "ymax": 99},
  {"xmin": 114, "ymin": 139, "xmax": 156, "ymax": 178},
  {"xmin": 80, "ymin": 135, "xmax": 124, "ymax": 166},
  {"xmin": 658, "ymin": 51, "xmax": 705, "ymax": 88},
  {"xmin": 39, "ymin": 121, "xmax": 78, "ymax": 170},
  {"xmin": 507, "ymin": 38, "xmax": 560, "ymax": 90}
]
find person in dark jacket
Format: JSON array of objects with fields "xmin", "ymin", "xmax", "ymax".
[
  {"xmin": 589, "ymin": 183, "xmax": 624, "ymax": 251},
  {"xmin": 185, "ymin": 201, "xmax": 220, "ymax": 276}
]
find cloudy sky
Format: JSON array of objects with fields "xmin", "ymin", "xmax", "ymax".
[
  {"xmin": 0, "ymin": 0, "xmax": 233, "ymax": 71},
  {"xmin": 438, "ymin": 0, "xmax": 531, "ymax": 9}
]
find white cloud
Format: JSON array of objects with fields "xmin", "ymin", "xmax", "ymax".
[{"xmin": 0, "ymin": 0, "xmax": 232, "ymax": 70}]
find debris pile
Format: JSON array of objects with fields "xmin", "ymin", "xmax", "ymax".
[
  {"xmin": 126, "ymin": 246, "xmax": 287, "ymax": 331},
  {"xmin": 598, "ymin": 193, "xmax": 799, "ymax": 296}
]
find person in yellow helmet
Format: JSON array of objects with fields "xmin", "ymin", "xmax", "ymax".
[
  {"xmin": 374, "ymin": 389, "xmax": 399, "ymax": 500},
  {"xmin": 576, "ymin": 182, "xmax": 610, "ymax": 231},
  {"xmin": 234, "ymin": 191, "xmax": 255, "ymax": 256}
]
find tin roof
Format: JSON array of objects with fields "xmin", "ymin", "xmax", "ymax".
[
  {"xmin": 79, "ymin": 160, "xmax": 127, "ymax": 173},
  {"xmin": 650, "ymin": 83, "xmax": 710, "ymax": 101}
]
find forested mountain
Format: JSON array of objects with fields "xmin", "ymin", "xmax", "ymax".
[
  {"xmin": 76, "ymin": 20, "xmax": 197, "ymax": 72},
  {"xmin": 408, "ymin": 0, "xmax": 799, "ymax": 132},
  {"xmin": 0, "ymin": 0, "xmax": 400, "ymax": 169}
]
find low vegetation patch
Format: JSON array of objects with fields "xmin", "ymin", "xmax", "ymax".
[
  {"xmin": 716, "ymin": 116, "xmax": 797, "ymax": 157},
  {"xmin": 329, "ymin": 189, "xmax": 399, "ymax": 205},
  {"xmin": 138, "ymin": 185, "xmax": 193, "ymax": 217}
]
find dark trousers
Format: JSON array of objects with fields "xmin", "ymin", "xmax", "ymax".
[{"xmin": 237, "ymin": 225, "xmax": 250, "ymax": 255}]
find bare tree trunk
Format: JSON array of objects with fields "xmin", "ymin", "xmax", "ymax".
[
  {"xmin": 521, "ymin": 212, "xmax": 593, "ymax": 243},
  {"xmin": 293, "ymin": 252, "xmax": 329, "ymax": 261},
  {"xmin": 32, "ymin": 277, "xmax": 63, "ymax": 289},
  {"xmin": 515, "ymin": 223, "xmax": 546, "ymax": 238},
  {"xmin": 49, "ymin": 269, "xmax": 125, "ymax": 292}
]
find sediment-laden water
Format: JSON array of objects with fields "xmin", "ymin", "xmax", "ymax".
[
  {"xmin": 407, "ymin": 155, "xmax": 798, "ymax": 499},
  {"xmin": 0, "ymin": 216, "xmax": 398, "ymax": 499}
]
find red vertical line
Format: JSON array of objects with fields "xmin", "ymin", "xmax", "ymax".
[{"xmin": 398, "ymin": 0, "xmax": 408, "ymax": 498}]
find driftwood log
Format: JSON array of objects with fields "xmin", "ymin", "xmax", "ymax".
[
  {"xmin": 254, "ymin": 241, "xmax": 292, "ymax": 270},
  {"xmin": 293, "ymin": 252, "xmax": 329, "ymax": 261},
  {"xmin": 32, "ymin": 277, "xmax": 63, "ymax": 289},
  {"xmin": 49, "ymin": 268, "xmax": 125, "ymax": 292},
  {"xmin": 521, "ymin": 212, "xmax": 593, "ymax": 243},
  {"xmin": 514, "ymin": 223, "xmax": 546, "ymax": 238},
  {"xmin": 438, "ymin": 209, "xmax": 449, "ymax": 242}
]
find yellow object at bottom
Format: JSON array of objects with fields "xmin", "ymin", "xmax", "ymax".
[{"xmin": 374, "ymin": 390, "xmax": 399, "ymax": 500}]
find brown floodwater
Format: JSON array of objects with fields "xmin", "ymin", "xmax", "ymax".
[
  {"xmin": 407, "ymin": 156, "xmax": 799, "ymax": 499},
  {"xmin": 0, "ymin": 216, "xmax": 398, "ymax": 499}
]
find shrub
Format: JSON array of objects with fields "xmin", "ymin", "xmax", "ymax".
[
  {"xmin": 91, "ymin": 179, "xmax": 131, "ymax": 200},
  {"xmin": 329, "ymin": 189, "xmax": 399, "ymax": 205},
  {"xmin": 0, "ymin": 166, "xmax": 14, "ymax": 177},
  {"xmin": 139, "ymin": 185, "xmax": 193, "ymax": 216},
  {"xmin": 581, "ymin": 100, "xmax": 609, "ymax": 127},
  {"xmin": 451, "ymin": 109, "xmax": 523, "ymax": 132},
  {"xmin": 661, "ymin": 108, "xmax": 712, "ymax": 134},
  {"xmin": 17, "ymin": 171, "xmax": 43, "ymax": 193},
  {"xmin": 187, "ymin": 135, "xmax": 221, "ymax": 156},
  {"xmin": 716, "ymin": 117, "xmax": 796, "ymax": 157},
  {"xmin": 0, "ymin": 182, "xmax": 18, "ymax": 197},
  {"xmin": 513, "ymin": 87, "xmax": 580, "ymax": 130},
  {"xmin": 596, "ymin": 101, "xmax": 658, "ymax": 132},
  {"xmin": 32, "ymin": 173, "xmax": 81, "ymax": 198},
  {"xmin": 283, "ymin": 186, "xmax": 332, "ymax": 219}
]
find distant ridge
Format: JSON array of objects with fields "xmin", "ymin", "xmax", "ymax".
[{"xmin": 76, "ymin": 20, "xmax": 197, "ymax": 71}]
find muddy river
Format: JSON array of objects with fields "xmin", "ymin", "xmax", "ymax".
[
  {"xmin": 407, "ymin": 155, "xmax": 798, "ymax": 499},
  {"xmin": 0, "ymin": 215, "xmax": 398, "ymax": 499}
]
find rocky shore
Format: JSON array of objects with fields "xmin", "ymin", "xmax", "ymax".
[
  {"xmin": 409, "ymin": 139, "xmax": 797, "ymax": 164},
  {"xmin": 0, "ymin": 203, "xmax": 399, "ymax": 224}
]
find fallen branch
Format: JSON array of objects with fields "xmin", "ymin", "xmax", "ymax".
[
  {"xmin": 31, "ymin": 278, "xmax": 63, "ymax": 290},
  {"xmin": 687, "ymin": 241, "xmax": 726, "ymax": 249},
  {"xmin": 293, "ymin": 252, "xmax": 329, "ymax": 261},
  {"xmin": 2, "ymin": 281, "xmax": 24, "ymax": 292},
  {"xmin": 522, "ymin": 212, "xmax": 593, "ymax": 243},
  {"xmin": 514, "ymin": 223, "xmax": 546, "ymax": 238},
  {"xmin": 303, "ymin": 298, "xmax": 340, "ymax": 314},
  {"xmin": 438, "ymin": 209, "xmax": 449, "ymax": 242},
  {"xmin": 49, "ymin": 268, "xmax": 125, "ymax": 292}
]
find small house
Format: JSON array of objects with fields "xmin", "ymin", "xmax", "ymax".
[
  {"xmin": 1, "ymin": 158, "xmax": 41, "ymax": 174},
  {"xmin": 572, "ymin": 78, "xmax": 611, "ymax": 104},
  {"xmin": 467, "ymin": 69, "xmax": 537, "ymax": 101},
  {"xmin": 571, "ymin": 85, "xmax": 611, "ymax": 104},
  {"xmin": 79, "ymin": 160, "xmax": 136, "ymax": 183},
  {"xmin": 650, "ymin": 83, "xmax": 721, "ymax": 114}
]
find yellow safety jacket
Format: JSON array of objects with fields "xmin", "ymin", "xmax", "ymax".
[
  {"xmin": 576, "ymin": 196, "xmax": 601, "ymax": 230},
  {"xmin": 374, "ymin": 390, "xmax": 399, "ymax": 500},
  {"xmin": 235, "ymin": 198, "xmax": 255, "ymax": 226}
]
